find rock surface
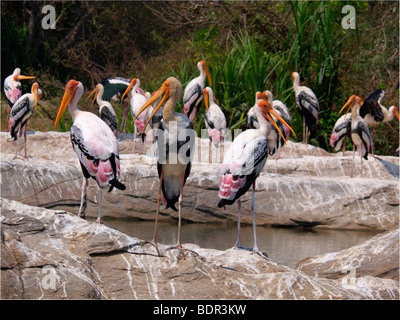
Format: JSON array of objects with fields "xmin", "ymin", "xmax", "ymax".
[
  {"xmin": 1, "ymin": 131, "xmax": 398, "ymax": 230},
  {"xmin": 1, "ymin": 198, "xmax": 398, "ymax": 299}
]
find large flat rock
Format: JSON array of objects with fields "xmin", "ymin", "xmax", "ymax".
[
  {"xmin": 1, "ymin": 131, "xmax": 398, "ymax": 230},
  {"xmin": 1, "ymin": 198, "xmax": 398, "ymax": 299}
]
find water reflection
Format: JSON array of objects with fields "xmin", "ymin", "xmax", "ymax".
[{"xmin": 103, "ymin": 219, "xmax": 378, "ymax": 268}]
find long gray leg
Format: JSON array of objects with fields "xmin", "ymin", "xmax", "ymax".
[{"xmin": 78, "ymin": 177, "xmax": 88, "ymax": 219}]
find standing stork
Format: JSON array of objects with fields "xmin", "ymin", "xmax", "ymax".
[
  {"xmin": 218, "ymin": 99, "xmax": 293, "ymax": 257},
  {"xmin": 330, "ymin": 113, "xmax": 352, "ymax": 155},
  {"xmin": 98, "ymin": 77, "xmax": 130, "ymax": 133},
  {"xmin": 291, "ymin": 72, "xmax": 319, "ymax": 144},
  {"xmin": 203, "ymin": 86, "xmax": 226, "ymax": 163},
  {"xmin": 8, "ymin": 83, "xmax": 41, "ymax": 159},
  {"xmin": 87, "ymin": 83, "xmax": 118, "ymax": 138},
  {"xmin": 3, "ymin": 68, "xmax": 35, "ymax": 129},
  {"xmin": 121, "ymin": 78, "xmax": 150, "ymax": 143},
  {"xmin": 133, "ymin": 77, "xmax": 195, "ymax": 255},
  {"xmin": 183, "ymin": 60, "xmax": 212, "ymax": 123},
  {"xmin": 360, "ymin": 89, "xmax": 385, "ymax": 155},
  {"xmin": 339, "ymin": 95, "xmax": 371, "ymax": 177},
  {"xmin": 54, "ymin": 80, "xmax": 126, "ymax": 223}
]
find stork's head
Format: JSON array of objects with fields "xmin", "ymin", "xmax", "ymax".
[
  {"xmin": 339, "ymin": 95, "xmax": 364, "ymax": 115},
  {"xmin": 54, "ymin": 80, "xmax": 82, "ymax": 129},
  {"xmin": 13, "ymin": 68, "xmax": 35, "ymax": 82},
  {"xmin": 257, "ymin": 99, "xmax": 296, "ymax": 144},
  {"xmin": 121, "ymin": 78, "xmax": 139, "ymax": 101},
  {"xmin": 199, "ymin": 60, "xmax": 212, "ymax": 86}
]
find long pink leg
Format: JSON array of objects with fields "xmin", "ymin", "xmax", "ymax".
[
  {"xmin": 78, "ymin": 177, "xmax": 88, "ymax": 219},
  {"xmin": 251, "ymin": 181, "xmax": 268, "ymax": 258},
  {"xmin": 233, "ymin": 199, "xmax": 241, "ymax": 249},
  {"xmin": 95, "ymin": 188, "xmax": 103, "ymax": 224}
]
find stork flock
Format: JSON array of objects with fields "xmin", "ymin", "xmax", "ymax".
[{"xmin": 3, "ymin": 64, "xmax": 399, "ymax": 257}]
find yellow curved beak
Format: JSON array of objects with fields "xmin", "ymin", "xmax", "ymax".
[
  {"xmin": 201, "ymin": 61, "xmax": 212, "ymax": 86},
  {"xmin": 121, "ymin": 78, "xmax": 137, "ymax": 102},
  {"xmin": 258, "ymin": 100, "xmax": 296, "ymax": 143},
  {"xmin": 339, "ymin": 95, "xmax": 356, "ymax": 115},
  {"xmin": 203, "ymin": 88, "xmax": 209, "ymax": 110},
  {"xmin": 55, "ymin": 89, "xmax": 73, "ymax": 129},
  {"xmin": 132, "ymin": 80, "xmax": 170, "ymax": 131}
]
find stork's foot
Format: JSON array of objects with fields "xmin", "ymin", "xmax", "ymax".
[
  {"xmin": 94, "ymin": 217, "xmax": 102, "ymax": 224},
  {"xmin": 136, "ymin": 240, "xmax": 163, "ymax": 257},
  {"xmin": 232, "ymin": 245, "xmax": 269, "ymax": 259},
  {"xmin": 252, "ymin": 247, "xmax": 269, "ymax": 259},
  {"xmin": 166, "ymin": 244, "xmax": 199, "ymax": 257}
]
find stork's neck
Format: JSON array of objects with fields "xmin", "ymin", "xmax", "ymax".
[
  {"xmin": 382, "ymin": 106, "xmax": 393, "ymax": 122},
  {"xmin": 254, "ymin": 106, "xmax": 271, "ymax": 137},
  {"xmin": 351, "ymin": 103, "xmax": 361, "ymax": 119},
  {"xmin": 163, "ymin": 79, "xmax": 183, "ymax": 123},
  {"xmin": 163, "ymin": 96, "xmax": 178, "ymax": 123},
  {"xmin": 69, "ymin": 85, "xmax": 84, "ymax": 121},
  {"xmin": 292, "ymin": 73, "xmax": 300, "ymax": 90},
  {"xmin": 96, "ymin": 85, "xmax": 105, "ymax": 105}
]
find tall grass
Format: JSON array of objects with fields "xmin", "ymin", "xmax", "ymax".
[{"xmin": 173, "ymin": 1, "xmax": 350, "ymax": 149}]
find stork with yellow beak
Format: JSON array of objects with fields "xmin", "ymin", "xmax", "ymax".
[
  {"xmin": 218, "ymin": 98, "xmax": 294, "ymax": 257},
  {"xmin": 55, "ymin": 80, "xmax": 126, "ymax": 223},
  {"xmin": 339, "ymin": 95, "xmax": 371, "ymax": 177},
  {"xmin": 8, "ymin": 82, "xmax": 41, "ymax": 159},
  {"xmin": 183, "ymin": 60, "xmax": 212, "ymax": 123},
  {"xmin": 132, "ymin": 76, "xmax": 195, "ymax": 255}
]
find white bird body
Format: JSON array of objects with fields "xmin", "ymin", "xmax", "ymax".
[
  {"xmin": 330, "ymin": 113, "xmax": 352, "ymax": 152},
  {"xmin": 203, "ymin": 87, "xmax": 226, "ymax": 146},
  {"xmin": 131, "ymin": 77, "xmax": 194, "ymax": 253},
  {"xmin": 55, "ymin": 80, "xmax": 125, "ymax": 223},
  {"xmin": 291, "ymin": 72, "xmax": 319, "ymax": 143},
  {"xmin": 218, "ymin": 99, "xmax": 293, "ymax": 256},
  {"xmin": 183, "ymin": 60, "xmax": 212, "ymax": 122},
  {"xmin": 89, "ymin": 83, "xmax": 118, "ymax": 137},
  {"xmin": 339, "ymin": 95, "xmax": 371, "ymax": 177},
  {"xmin": 8, "ymin": 83, "xmax": 40, "ymax": 158}
]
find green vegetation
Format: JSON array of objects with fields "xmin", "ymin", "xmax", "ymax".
[{"xmin": 1, "ymin": 1, "xmax": 398, "ymax": 155}]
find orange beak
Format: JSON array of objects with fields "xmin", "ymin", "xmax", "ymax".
[
  {"xmin": 203, "ymin": 88, "xmax": 209, "ymax": 110},
  {"xmin": 132, "ymin": 79, "xmax": 170, "ymax": 131},
  {"xmin": 121, "ymin": 78, "xmax": 137, "ymax": 102},
  {"xmin": 339, "ymin": 95, "xmax": 357, "ymax": 115},
  {"xmin": 85, "ymin": 85, "xmax": 98, "ymax": 105},
  {"xmin": 257, "ymin": 100, "xmax": 296, "ymax": 143},
  {"xmin": 393, "ymin": 106, "xmax": 399, "ymax": 121},
  {"xmin": 200, "ymin": 61, "xmax": 212, "ymax": 86},
  {"xmin": 55, "ymin": 80, "xmax": 79, "ymax": 129},
  {"xmin": 14, "ymin": 74, "xmax": 36, "ymax": 81}
]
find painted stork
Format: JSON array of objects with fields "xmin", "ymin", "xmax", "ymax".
[
  {"xmin": 183, "ymin": 60, "xmax": 212, "ymax": 122},
  {"xmin": 360, "ymin": 89, "xmax": 385, "ymax": 155},
  {"xmin": 87, "ymin": 83, "xmax": 118, "ymax": 138},
  {"xmin": 248, "ymin": 91, "xmax": 294, "ymax": 161},
  {"xmin": 218, "ymin": 99, "xmax": 293, "ymax": 257},
  {"xmin": 3, "ymin": 68, "xmax": 35, "ymax": 129},
  {"xmin": 121, "ymin": 78, "xmax": 150, "ymax": 143},
  {"xmin": 8, "ymin": 83, "xmax": 41, "ymax": 159},
  {"xmin": 330, "ymin": 113, "xmax": 352, "ymax": 154},
  {"xmin": 263, "ymin": 90, "xmax": 294, "ymax": 156},
  {"xmin": 247, "ymin": 91, "xmax": 263, "ymax": 130},
  {"xmin": 203, "ymin": 86, "xmax": 226, "ymax": 163},
  {"xmin": 54, "ymin": 80, "xmax": 126, "ymax": 223},
  {"xmin": 132, "ymin": 77, "xmax": 195, "ymax": 255},
  {"xmin": 339, "ymin": 95, "xmax": 371, "ymax": 177},
  {"xmin": 291, "ymin": 71, "xmax": 319, "ymax": 144}
]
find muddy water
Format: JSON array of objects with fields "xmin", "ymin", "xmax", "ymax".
[{"xmin": 102, "ymin": 218, "xmax": 378, "ymax": 268}]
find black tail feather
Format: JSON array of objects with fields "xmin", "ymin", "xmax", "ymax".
[{"xmin": 108, "ymin": 178, "xmax": 126, "ymax": 193}]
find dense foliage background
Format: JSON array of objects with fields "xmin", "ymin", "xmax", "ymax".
[{"xmin": 1, "ymin": 1, "xmax": 399, "ymax": 154}]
